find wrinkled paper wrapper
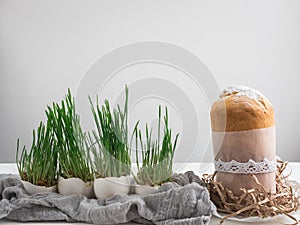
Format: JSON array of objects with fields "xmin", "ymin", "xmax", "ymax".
[{"xmin": 212, "ymin": 126, "xmax": 276, "ymax": 195}]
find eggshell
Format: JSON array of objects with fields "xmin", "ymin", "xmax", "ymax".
[
  {"xmin": 94, "ymin": 175, "xmax": 131, "ymax": 199},
  {"xmin": 21, "ymin": 180, "xmax": 57, "ymax": 195},
  {"xmin": 134, "ymin": 184, "xmax": 159, "ymax": 195},
  {"xmin": 58, "ymin": 176, "xmax": 94, "ymax": 198}
]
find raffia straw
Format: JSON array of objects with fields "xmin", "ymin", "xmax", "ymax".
[{"xmin": 202, "ymin": 160, "xmax": 300, "ymax": 224}]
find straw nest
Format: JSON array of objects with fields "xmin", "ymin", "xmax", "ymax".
[{"xmin": 202, "ymin": 160, "xmax": 300, "ymax": 224}]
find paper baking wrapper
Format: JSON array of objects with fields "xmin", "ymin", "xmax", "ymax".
[{"xmin": 212, "ymin": 126, "xmax": 276, "ymax": 195}]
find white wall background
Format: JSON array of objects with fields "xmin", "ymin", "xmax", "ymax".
[{"xmin": 1, "ymin": 0, "xmax": 300, "ymax": 163}]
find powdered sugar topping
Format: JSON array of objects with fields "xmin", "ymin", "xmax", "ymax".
[{"xmin": 220, "ymin": 86, "xmax": 265, "ymax": 101}]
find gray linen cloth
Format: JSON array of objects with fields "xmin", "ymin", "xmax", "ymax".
[{"xmin": 0, "ymin": 171, "xmax": 216, "ymax": 225}]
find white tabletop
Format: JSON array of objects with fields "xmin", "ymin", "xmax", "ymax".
[{"xmin": 1, "ymin": 163, "xmax": 300, "ymax": 225}]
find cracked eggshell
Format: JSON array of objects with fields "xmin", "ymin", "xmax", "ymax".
[
  {"xmin": 21, "ymin": 180, "xmax": 57, "ymax": 195},
  {"xmin": 134, "ymin": 184, "xmax": 159, "ymax": 195},
  {"xmin": 58, "ymin": 176, "xmax": 94, "ymax": 198},
  {"xmin": 94, "ymin": 175, "xmax": 131, "ymax": 199}
]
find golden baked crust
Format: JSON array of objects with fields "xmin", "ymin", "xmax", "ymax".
[{"xmin": 211, "ymin": 87, "xmax": 275, "ymax": 132}]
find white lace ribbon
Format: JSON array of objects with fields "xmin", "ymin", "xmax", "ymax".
[{"xmin": 214, "ymin": 158, "xmax": 277, "ymax": 174}]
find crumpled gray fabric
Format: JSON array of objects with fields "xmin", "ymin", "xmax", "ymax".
[{"xmin": 0, "ymin": 172, "xmax": 216, "ymax": 225}]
